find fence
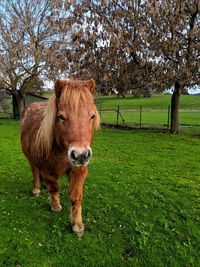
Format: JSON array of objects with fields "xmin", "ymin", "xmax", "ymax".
[
  {"xmin": 0, "ymin": 93, "xmax": 48, "ymax": 119},
  {"xmin": 99, "ymin": 105, "xmax": 200, "ymax": 132},
  {"xmin": 1, "ymin": 94, "xmax": 199, "ymax": 133},
  {"xmin": 0, "ymin": 94, "xmax": 12, "ymax": 119}
]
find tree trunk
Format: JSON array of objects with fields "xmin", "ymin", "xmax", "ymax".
[
  {"xmin": 170, "ymin": 81, "xmax": 181, "ymax": 134},
  {"xmin": 17, "ymin": 91, "xmax": 25, "ymax": 116},
  {"xmin": 12, "ymin": 91, "xmax": 25, "ymax": 119}
]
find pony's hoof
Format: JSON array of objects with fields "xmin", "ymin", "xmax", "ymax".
[
  {"xmin": 32, "ymin": 189, "xmax": 41, "ymax": 197},
  {"xmin": 72, "ymin": 223, "xmax": 85, "ymax": 237},
  {"xmin": 51, "ymin": 203, "xmax": 62, "ymax": 212}
]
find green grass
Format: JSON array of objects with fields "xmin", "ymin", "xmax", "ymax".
[
  {"xmin": 0, "ymin": 120, "xmax": 200, "ymax": 266},
  {"xmin": 97, "ymin": 94, "xmax": 200, "ymax": 110},
  {"xmin": 97, "ymin": 94, "xmax": 200, "ymax": 131},
  {"xmin": 100, "ymin": 110, "xmax": 171, "ymax": 127}
]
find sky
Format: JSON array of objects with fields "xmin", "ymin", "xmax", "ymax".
[{"xmin": 45, "ymin": 80, "xmax": 200, "ymax": 95}]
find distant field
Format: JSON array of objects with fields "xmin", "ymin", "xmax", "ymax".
[
  {"xmin": 0, "ymin": 120, "xmax": 200, "ymax": 266},
  {"xmin": 97, "ymin": 94, "xmax": 200, "ymax": 110},
  {"xmin": 96, "ymin": 94, "xmax": 200, "ymax": 130}
]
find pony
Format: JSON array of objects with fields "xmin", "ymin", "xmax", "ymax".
[{"xmin": 20, "ymin": 79, "xmax": 100, "ymax": 237}]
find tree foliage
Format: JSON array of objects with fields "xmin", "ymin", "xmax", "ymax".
[
  {"xmin": 60, "ymin": 0, "xmax": 199, "ymax": 133},
  {"xmin": 61, "ymin": 0, "xmax": 199, "ymax": 96}
]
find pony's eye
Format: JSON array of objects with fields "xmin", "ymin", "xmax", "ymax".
[
  {"xmin": 58, "ymin": 113, "xmax": 66, "ymax": 122},
  {"xmin": 90, "ymin": 113, "xmax": 95, "ymax": 120}
]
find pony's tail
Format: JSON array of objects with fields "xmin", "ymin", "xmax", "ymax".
[{"xmin": 35, "ymin": 94, "xmax": 57, "ymax": 157}]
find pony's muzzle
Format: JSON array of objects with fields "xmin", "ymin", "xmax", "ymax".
[{"xmin": 68, "ymin": 147, "xmax": 92, "ymax": 167}]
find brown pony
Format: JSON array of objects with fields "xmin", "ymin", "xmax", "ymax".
[{"xmin": 20, "ymin": 79, "xmax": 100, "ymax": 237}]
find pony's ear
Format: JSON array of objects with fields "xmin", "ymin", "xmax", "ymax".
[
  {"xmin": 55, "ymin": 79, "xmax": 66, "ymax": 98},
  {"xmin": 87, "ymin": 79, "xmax": 96, "ymax": 95}
]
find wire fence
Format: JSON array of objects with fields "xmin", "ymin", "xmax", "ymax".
[
  {"xmin": 99, "ymin": 105, "xmax": 200, "ymax": 133},
  {"xmin": 0, "ymin": 94, "xmax": 12, "ymax": 119}
]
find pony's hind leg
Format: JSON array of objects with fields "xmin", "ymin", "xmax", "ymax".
[
  {"xmin": 31, "ymin": 166, "xmax": 41, "ymax": 197},
  {"xmin": 45, "ymin": 176, "xmax": 62, "ymax": 212}
]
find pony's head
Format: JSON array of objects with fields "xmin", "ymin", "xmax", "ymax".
[{"xmin": 36, "ymin": 79, "xmax": 100, "ymax": 167}]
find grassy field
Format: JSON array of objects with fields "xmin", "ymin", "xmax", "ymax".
[
  {"xmin": 100, "ymin": 109, "xmax": 200, "ymax": 128},
  {"xmin": 0, "ymin": 120, "xmax": 200, "ymax": 266},
  {"xmin": 97, "ymin": 94, "xmax": 200, "ymax": 130},
  {"xmin": 97, "ymin": 94, "xmax": 200, "ymax": 110}
]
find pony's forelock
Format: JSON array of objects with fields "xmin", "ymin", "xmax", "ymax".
[
  {"xmin": 60, "ymin": 83, "xmax": 100, "ymax": 128},
  {"xmin": 60, "ymin": 83, "xmax": 92, "ymax": 114}
]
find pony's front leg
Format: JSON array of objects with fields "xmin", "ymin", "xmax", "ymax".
[
  {"xmin": 68, "ymin": 167, "xmax": 88, "ymax": 237},
  {"xmin": 45, "ymin": 176, "xmax": 62, "ymax": 212},
  {"xmin": 31, "ymin": 166, "xmax": 41, "ymax": 197}
]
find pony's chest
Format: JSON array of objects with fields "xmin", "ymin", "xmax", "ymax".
[{"xmin": 42, "ymin": 154, "xmax": 70, "ymax": 177}]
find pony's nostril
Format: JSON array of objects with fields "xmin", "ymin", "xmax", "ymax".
[
  {"xmin": 71, "ymin": 150, "xmax": 78, "ymax": 160},
  {"xmin": 84, "ymin": 149, "xmax": 91, "ymax": 159}
]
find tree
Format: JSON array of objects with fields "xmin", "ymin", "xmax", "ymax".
[
  {"xmin": 143, "ymin": 0, "xmax": 200, "ymax": 133},
  {"xmin": 0, "ymin": 0, "xmax": 69, "ymax": 115},
  {"xmin": 61, "ymin": 1, "xmax": 157, "ymax": 95},
  {"xmin": 61, "ymin": 0, "xmax": 199, "ymax": 133}
]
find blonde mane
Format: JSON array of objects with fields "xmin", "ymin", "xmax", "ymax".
[
  {"xmin": 35, "ymin": 94, "xmax": 57, "ymax": 157},
  {"xmin": 35, "ymin": 81, "xmax": 100, "ymax": 157}
]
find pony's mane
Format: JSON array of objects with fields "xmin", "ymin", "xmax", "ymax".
[
  {"xmin": 35, "ymin": 81, "xmax": 100, "ymax": 157},
  {"xmin": 35, "ymin": 94, "xmax": 57, "ymax": 157}
]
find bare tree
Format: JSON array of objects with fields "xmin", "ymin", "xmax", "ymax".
[{"xmin": 0, "ymin": 0, "xmax": 70, "ymax": 115}]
